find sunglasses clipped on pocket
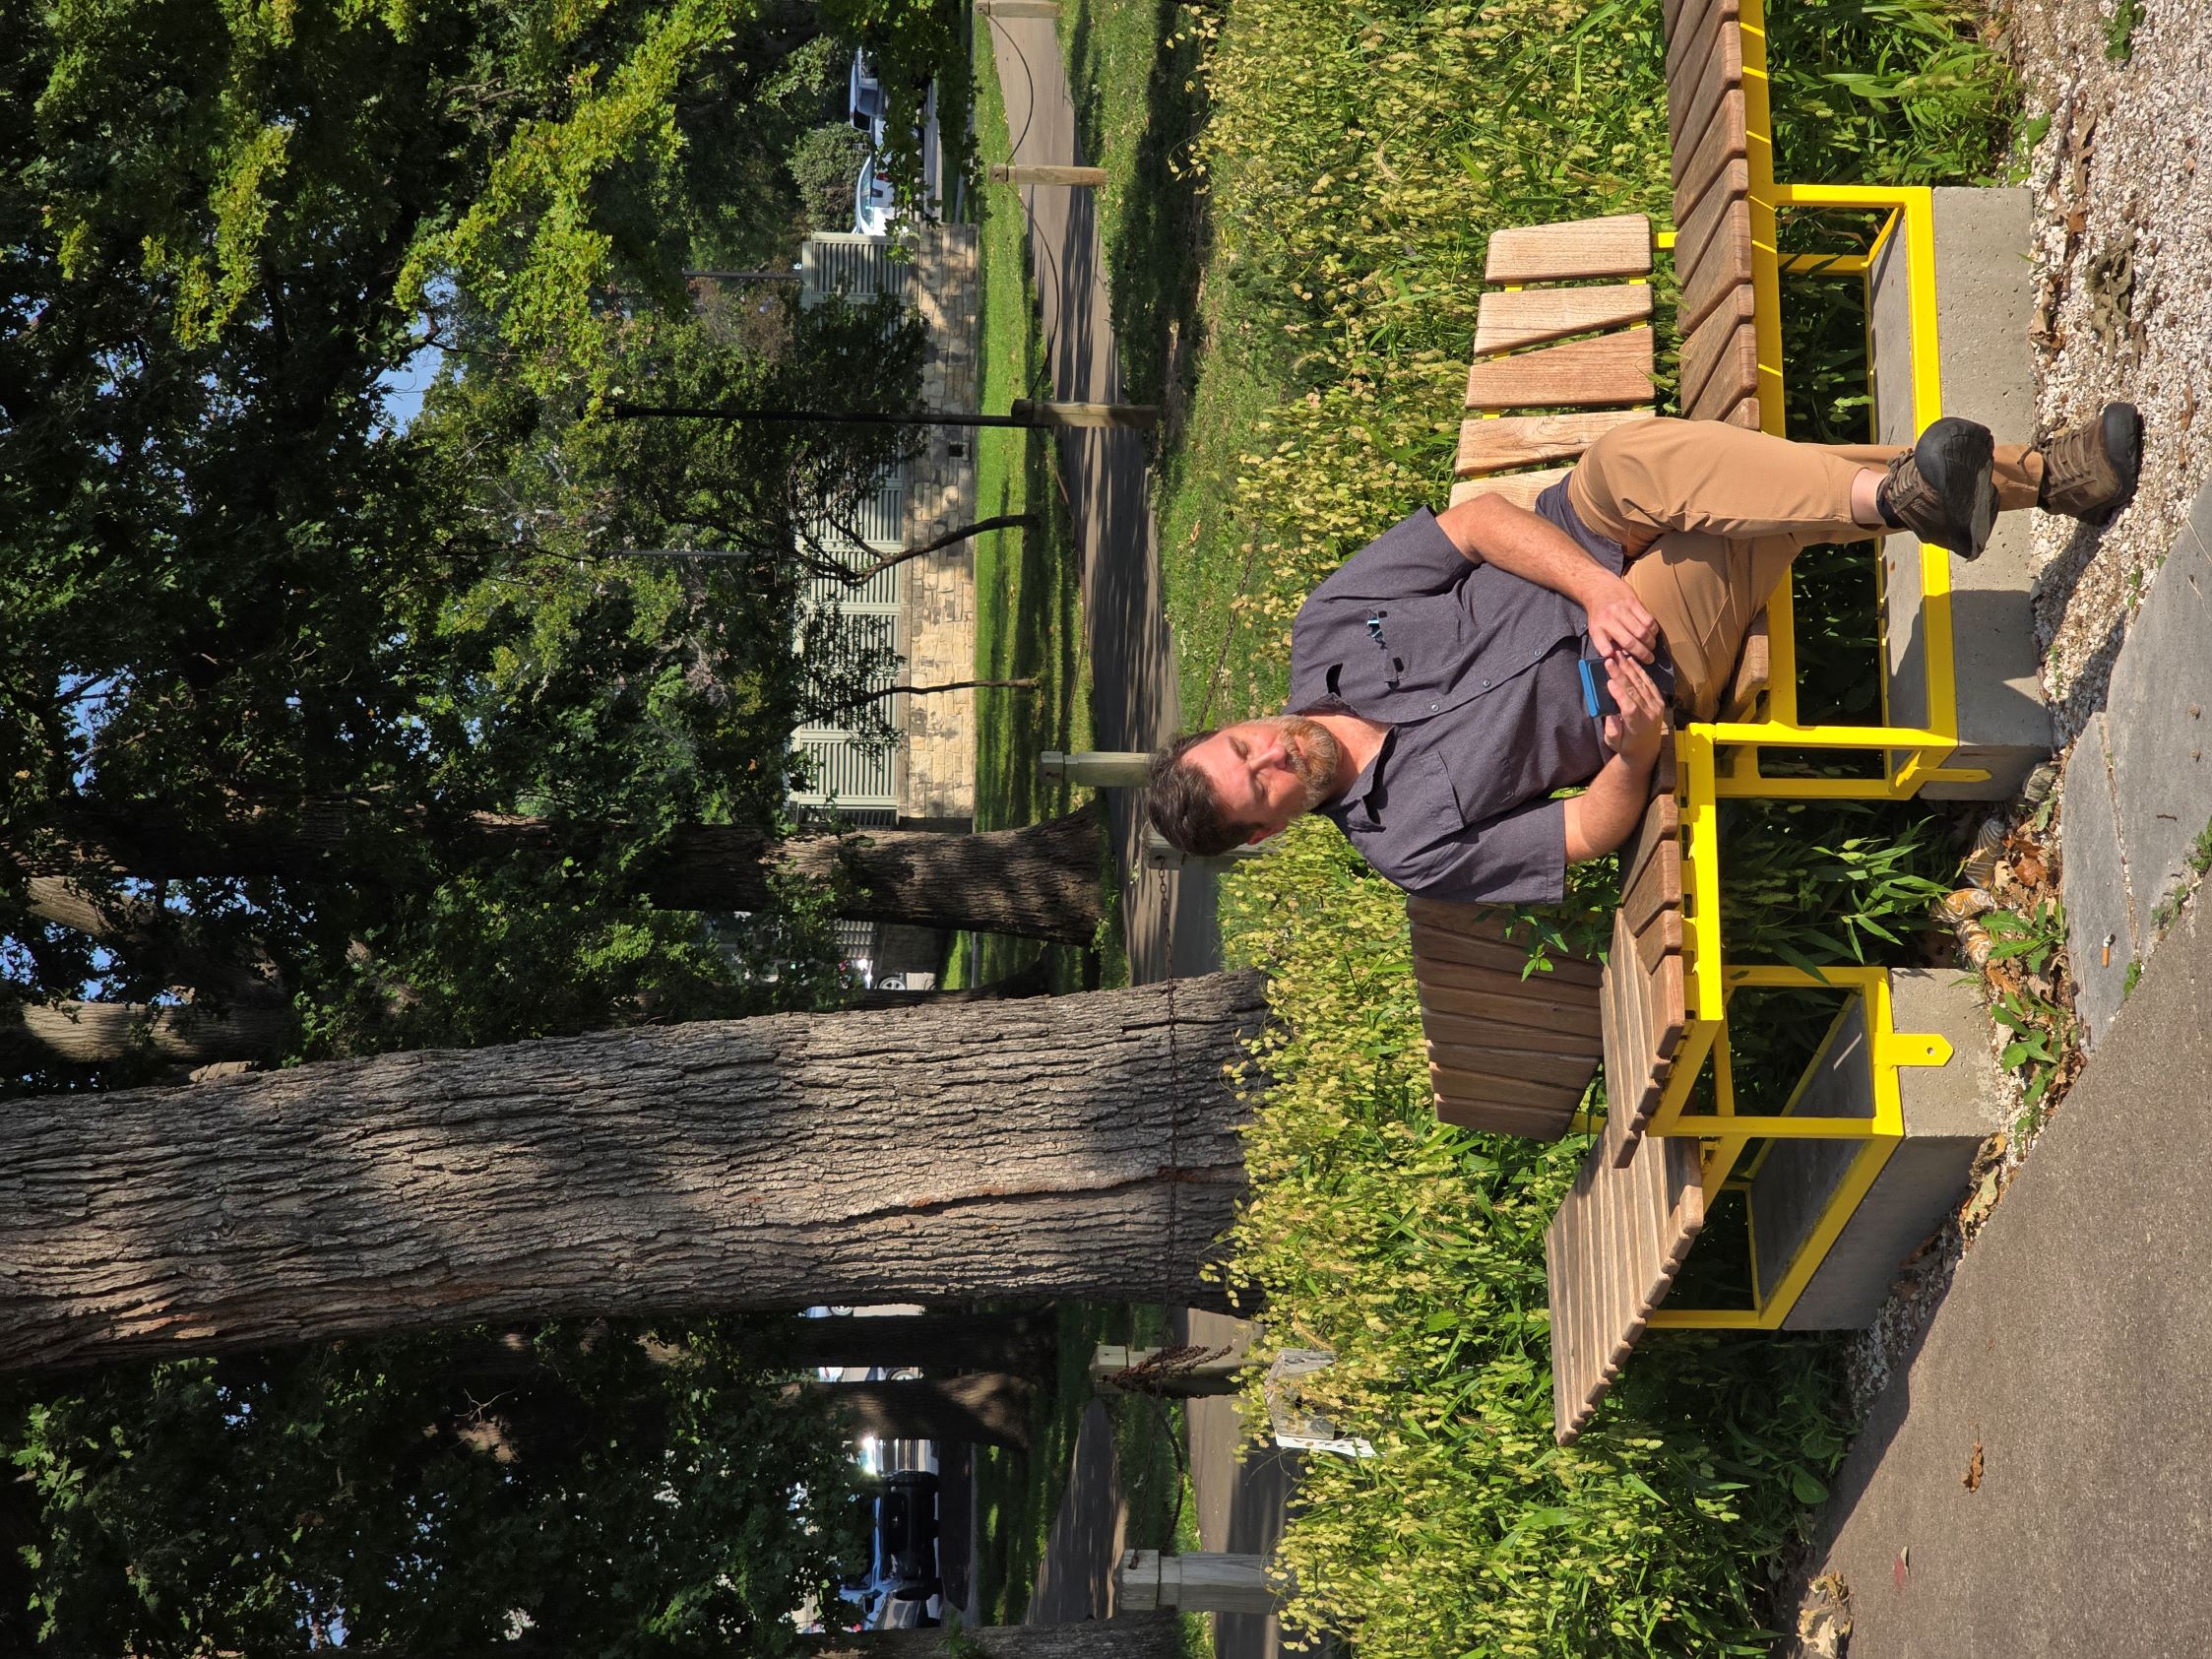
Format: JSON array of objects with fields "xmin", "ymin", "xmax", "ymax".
[{"xmin": 1577, "ymin": 637, "xmax": 1675, "ymax": 720}]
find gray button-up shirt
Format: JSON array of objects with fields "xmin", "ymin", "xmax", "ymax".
[{"xmin": 1288, "ymin": 483, "xmax": 1621, "ymax": 905}]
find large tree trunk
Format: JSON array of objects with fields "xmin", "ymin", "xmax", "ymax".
[
  {"xmin": 2, "ymin": 999, "xmax": 292, "ymax": 1068},
  {"xmin": 770, "ymin": 1308, "xmax": 1057, "ymax": 1373},
  {"xmin": 0, "ymin": 972, "xmax": 1266, "ymax": 1372},
  {"xmin": 19, "ymin": 801, "xmax": 1106, "ymax": 942},
  {"xmin": 790, "ymin": 1372, "xmax": 1035, "ymax": 1449}
]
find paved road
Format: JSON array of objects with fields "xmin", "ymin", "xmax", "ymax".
[
  {"xmin": 1780, "ymin": 899, "xmax": 2212, "ymax": 1656},
  {"xmin": 981, "ymin": 10, "xmax": 1219, "ymax": 987}
]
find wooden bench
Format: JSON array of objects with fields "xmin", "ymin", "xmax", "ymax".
[{"xmin": 1406, "ymin": 900, "xmax": 1604, "ymax": 1139}]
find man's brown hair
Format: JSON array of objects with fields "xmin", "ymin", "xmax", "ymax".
[{"xmin": 1146, "ymin": 732, "xmax": 1258, "ymax": 858}]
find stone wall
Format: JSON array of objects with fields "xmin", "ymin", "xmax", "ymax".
[{"xmin": 898, "ymin": 222, "xmax": 980, "ymax": 826}]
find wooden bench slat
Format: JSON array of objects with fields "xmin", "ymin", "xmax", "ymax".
[
  {"xmin": 1666, "ymin": 0, "xmax": 1739, "ymax": 84},
  {"xmin": 1474, "ymin": 285, "xmax": 1654, "ymax": 355},
  {"xmin": 1631, "ymin": 904, "xmax": 1684, "ymax": 974},
  {"xmin": 1464, "ymin": 330, "xmax": 1656, "ymax": 413},
  {"xmin": 1620, "ymin": 834, "xmax": 1683, "ymax": 938},
  {"xmin": 1673, "ymin": 159, "xmax": 1751, "ymax": 303},
  {"xmin": 1723, "ymin": 607, "xmax": 1771, "ymax": 723},
  {"xmin": 1405, "ymin": 910, "xmax": 1606, "ymax": 985},
  {"xmin": 1674, "ymin": 145, "xmax": 1748, "ymax": 248},
  {"xmin": 1624, "ymin": 793, "xmax": 1681, "ymax": 896},
  {"xmin": 1416, "ymin": 988, "xmax": 1608, "ymax": 1054},
  {"xmin": 1484, "ymin": 214, "xmax": 1653, "ymax": 284},
  {"xmin": 1684, "ymin": 328, "xmax": 1760, "ymax": 422},
  {"xmin": 1548, "ymin": 1129, "xmax": 1709, "ymax": 1442},
  {"xmin": 1672, "ymin": 79, "xmax": 1747, "ymax": 200},
  {"xmin": 1422, "ymin": 1037, "xmax": 1602, "ymax": 1088},
  {"xmin": 1662, "ymin": 0, "xmax": 1699, "ymax": 45},
  {"xmin": 1721, "ymin": 394, "xmax": 1765, "ymax": 430},
  {"xmin": 1427, "ymin": 1055, "xmax": 1590, "ymax": 1111},
  {"xmin": 1409, "ymin": 946, "xmax": 1588, "ymax": 998},
  {"xmin": 1667, "ymin": 7, "xmax": 1743, "ymax": 153},
  {"xmin": 1620, "ymin": 905, "xmax": 1658, "ymax": 1137},
  {"xmin": 1415, "ymin": 1001, "xmax": 1603, "ymax": 1057},
  {"xmin": 1446, "ymin": 467, "xmax": 1573, "ymax": 512},
  {"xmin": 1410, "ymin": 970, "xmax": 1607, "ymax": 1037},
  {"xmin": 1679, "ymin": 302, "xmax": 1759, "ymax": 422},
  {"xmin": 1675, "ymin": 197, "xmax": 1754, "ymax": 345},
  {"xmin": 1455, "ymin": 409, "xmax": 1654, "ymax": 477},
  {"xmin": 1430, "ymin": 1085, "xmax": 1578, "ymax": 1137}
]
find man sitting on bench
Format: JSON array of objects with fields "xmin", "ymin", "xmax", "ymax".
[{"xmin": 1145, "ymin": 409, "xmax": 2141, "ymax": 904}]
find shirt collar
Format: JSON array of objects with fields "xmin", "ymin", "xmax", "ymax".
[{"xmin": 1295, "ymin": 702, "xmax": 1393, "ymax": 830}]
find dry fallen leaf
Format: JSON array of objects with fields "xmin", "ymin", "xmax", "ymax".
[
  {"xmin": 1964, "ymin": 1435, "xmax": 1985, "ymax": 1493},
  {"xmin": 2065, "ymin": 207, "xmax": 2090, "ymax": 233}
]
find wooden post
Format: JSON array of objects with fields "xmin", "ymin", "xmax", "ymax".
[
  {"xmin": 1011, "ymin": 397, "xmax": 1158, "ymax": 431},
  {"xmin": 977, "ymin": 0, "xmax": 1061, "ymax": 15},
  {"xmin": 1090, "ymin": 1343, "xmax": 1241, "ymax": 1397},
  {"xmin": 1117, "ymin": 1551, "xmax": 1281, "ymax": 1616},
  {"xmin": 1041, "ymin": 750, "xmax": 1153, "ymax": 787},
  {"xmin": 989, "ymin": 162, "xmax": 1109, "ymax": 189},
  {"xmin": 1143, "ymin": 828, "xmax": 1274, "ymax": 869}
]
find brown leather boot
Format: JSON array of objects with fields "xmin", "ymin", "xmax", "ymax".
[
  {"xmin": 2038, "ymin": 402, "xmax": 2142, "ymax": 526},
  {"xmin": 1879, "ymin": 416, "xmax": 1998, "ymax": 560}
]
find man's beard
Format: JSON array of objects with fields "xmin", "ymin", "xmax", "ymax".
[{"xmin": 1278, "ymin": 715, "xmax": 1342, "ymax": 808}]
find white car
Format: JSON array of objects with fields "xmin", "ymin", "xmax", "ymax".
[{"xmin": 853, "ymin": 152, "xmax": 897, "ymax": 237}]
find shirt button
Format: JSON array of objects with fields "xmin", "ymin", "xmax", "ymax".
[
  {"xmin": 1481, "ymin": 678, "xmax": 1491, "ymax": 688},
  {"xmin": 1428, "ymin": 701, "xmax": 1439, "ymax": 712}
]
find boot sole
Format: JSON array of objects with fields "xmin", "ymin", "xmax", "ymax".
[
  {"xmin": 1916, "ymin": 418, "xmax": 1998, "ymax": 560},
  {"xmin": 2091, "ymin": 401, "xmax": 2145, "ymax": 527}
]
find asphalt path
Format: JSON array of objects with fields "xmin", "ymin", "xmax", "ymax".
[{"xmin": 981, "ymin": 10, "xmax": 1220, "ymax": 988}]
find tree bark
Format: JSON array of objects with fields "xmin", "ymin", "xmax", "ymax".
[
  {"xmin": 790, "ymin": 1372, "xmax": 1035, "ymax": 1449},
  {"xmin": 846, "ymin": 512, "xmax": 1035, "ymax": 581},
  {"xmin": 17, "ymin": 800, "xmax": 1107, "ymax": 942},
  {"xmin": 0, "ymin": 972, "xmax": 1267, "ymax": 1372},
  {"xmin": 767, "ymin": 1308, "xmax": 1057, "ymax": 1373},
  {"xmin": 2, "ymin": 998, "xmax": 293, "ymax": 1068}
]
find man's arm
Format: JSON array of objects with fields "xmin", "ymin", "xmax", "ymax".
[
  {"xmin": 1562, "ymin": 655, "xmax": 1669, "ymax": 860},
  {"xmin": 1436, "ymin": 491, "xmax": 1660, "ymax": 663}
]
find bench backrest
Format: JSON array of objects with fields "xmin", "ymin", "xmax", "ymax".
[{"xmin": 1406, "ymin": 899, "xmax": 1603, "ymax": 1138}]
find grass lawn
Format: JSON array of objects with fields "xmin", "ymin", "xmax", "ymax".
[
  {"xmin": 1054, "ymin": 0, "xmax": 1292, "ymax": 729},
  {"xmin": 949, "ymin": 22, "xmax": 1124, "ymax": 994}
]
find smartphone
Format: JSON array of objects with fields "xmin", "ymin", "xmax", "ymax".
[{"xmin": 1578, "ymin": 639, "xmax": 1675, "ymax": 720}]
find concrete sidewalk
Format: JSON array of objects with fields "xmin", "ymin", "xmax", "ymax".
[{"xmin": 1786, "ymin": 885, "xmax": 2212, "ymax": 1655}]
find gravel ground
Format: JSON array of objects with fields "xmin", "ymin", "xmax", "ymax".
[{"xmin": 2008, "ymin": 0, "xmax": 2212, "ymax": 739}]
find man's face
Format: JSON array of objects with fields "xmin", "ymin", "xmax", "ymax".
[{"xmin": 1183, "ymin": 715, "xmax": 1343, "ymax": 843}]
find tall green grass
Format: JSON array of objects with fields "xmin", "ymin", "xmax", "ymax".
[{"xmin": 1059, "ymin": 0, "xmax": 2017, "ymax": 1649}]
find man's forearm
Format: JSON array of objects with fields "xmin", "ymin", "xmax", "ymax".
[
  {"xmin": 1435, "ymin": 492, "xmax": 1611, "ymax": 608},
  {"xmin": 1561, "ymin": 752, "xmax": 1655, "ymax": 862}
]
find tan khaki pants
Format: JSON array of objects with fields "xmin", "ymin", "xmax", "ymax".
[{"xmin": 1564, "ymin": 417, "xmax": 2043, "ymax": 721}]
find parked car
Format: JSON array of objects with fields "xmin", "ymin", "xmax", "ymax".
[
  {"xmin": 853, "ymin": 152, "xmax": 897, "ymax": 236},
  {"xmin": 877, "ymin": 1468, "xmax": 940, "ymax": 1591}
]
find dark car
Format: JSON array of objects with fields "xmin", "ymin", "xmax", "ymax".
[{"xmin": 876, "ymin": 1469, "xmax": 941, "ymax": 1594}]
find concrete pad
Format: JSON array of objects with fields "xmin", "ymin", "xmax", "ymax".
[
  {"xmin": 2104, "ymin": 478, "xmax": 2212, "ymax": 941},
  {"xmin": 1874, "ymin": 188, "xmax": 2054, "ymax": 798},
  {"xmin": 2061, "ymin": 712, "xmax": 2136, "ymax": 1046},
  {"xmin": 1786, "ymin": 903, "xmax": 2212, "ymax": 1659}
]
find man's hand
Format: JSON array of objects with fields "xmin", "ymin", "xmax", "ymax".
[
  {"xmin": 1601, "ymin": 652, "xmax": 1668, "ymax": 769},
  {"xmin": 1582, "ymin": 573, "xmax": 1660, "ymax": 665}
]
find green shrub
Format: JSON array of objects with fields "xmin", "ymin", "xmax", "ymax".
[{"xmin": 790, "ymin": 122, "xmax": 869, "ymax": 233}]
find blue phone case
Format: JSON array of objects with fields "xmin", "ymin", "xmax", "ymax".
[{"xmin": 1578, "ymin": 658, "xmax": 1615, "ymax": 719}]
